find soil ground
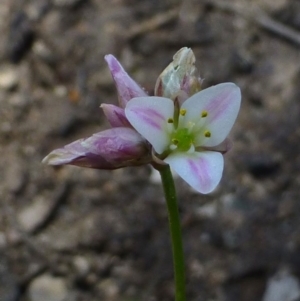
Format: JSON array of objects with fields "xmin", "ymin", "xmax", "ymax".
[{"xmin": 1, "ymin": 0, "xmax": 300, "ymax": 301}]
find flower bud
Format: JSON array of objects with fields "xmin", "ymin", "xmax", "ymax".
[
  {"xmin": 154, "ymin": 47, "xmax": 202, "ymax": 102},
  {"xmin": 105, "ymin": 54, "xmax": 147, "ymax": 108},
  {"xmin": 42, "ymin": 127, "xmax": 151, "ymax": 169}
]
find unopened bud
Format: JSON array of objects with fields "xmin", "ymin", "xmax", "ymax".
[
  {"xmin": 154, "ymin": 47, "xmax": 202, "ymax": 102},
  {"xmin": 42, "ymin": 128, "xmax": 151, "ymax": 169}
]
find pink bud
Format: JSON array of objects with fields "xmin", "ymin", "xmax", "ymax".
[
  {"xmin": 42, "ymin": 128, "xmax": 151, "ymax": 169},
  {"xmin": 105, "ymin": 55, "xmax": 147, "ymax": 108}
]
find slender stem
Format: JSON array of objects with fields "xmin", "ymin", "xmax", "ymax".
[{"xmin": 158, "ymin": 164, "xmax": 186, "ymax": 301}]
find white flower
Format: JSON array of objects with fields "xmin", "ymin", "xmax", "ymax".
[{"xmin": 125, "ymin": 83, "xmax": 241, "ymax": 194}]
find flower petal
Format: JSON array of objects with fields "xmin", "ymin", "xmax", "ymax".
[
  {"xmin": 125, "ymin": 97, "xmax": 174, "ymax": 154},
  {"xmin": 101, "ymin": 104, "xmax": 131, "ymax": 127},
  {"xmin": 105, "ymin": 54, "xmax": 148, "ymax": 108},
  {"xmin": 42, "ymin": 127, "xmax": 151, "ymax": 169},
  {"xmin": 164, "ymin": 151, "xmax": 224, "ymax": 194},
  {"xmin": 181, "ymin": 83, "xmax": 241, "ymax": 147}
]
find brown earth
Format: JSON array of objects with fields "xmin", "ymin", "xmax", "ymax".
[{"xmin": 1, "ymin": 0, "xmax": 300, "ymax": 301}]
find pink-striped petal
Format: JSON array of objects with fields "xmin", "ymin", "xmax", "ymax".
[
  {"xmin": 164, "ymin": 151, "xmax": 224, "ymax": 194},
  {"xmin": 181, "ymin": 83, "xmax": 241, "ymax": 147},
  {"xmin": 105, "ymin": 55, "xmax": 147, "ymax": 108},
  {"xmin": 125, "ymin": 97, "xmax": 174, "ymax": 154}
]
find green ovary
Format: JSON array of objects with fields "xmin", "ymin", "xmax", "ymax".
[{"xmin": 171, "ymin": 128, "xmax": 194, "ymax": 152}]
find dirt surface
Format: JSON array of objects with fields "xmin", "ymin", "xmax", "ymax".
[{"xmin": 2, "ymin": 0, "xmax": 300, "ymax": 300}]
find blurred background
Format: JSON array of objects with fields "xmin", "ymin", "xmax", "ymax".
[{"xmin": 1, "ymin": 0, "xmax": 300, "ymax": 300}]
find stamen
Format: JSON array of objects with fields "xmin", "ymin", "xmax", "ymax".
[
  {"xmin": 172, "ymin": 138, "xmax": 179, "ymax": 145},
  {"xmin": 180, "ymin": 109, "xmax": 187, "ymax": 116},
  {"xmin": 204, "ymin": 130, "xmax": 211, "ymax": 138},
  {"xmin": 201, "ymin": 110, "xmax": 208, "ymax": 118},
  {"xmin": 167, "ymin": 118, "xmax": 174, "ymax": 123}
]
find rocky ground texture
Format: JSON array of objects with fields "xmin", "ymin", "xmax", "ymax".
[{"xmin": 2, "ymin": 0, "xmax": 300, "ymax": 301}]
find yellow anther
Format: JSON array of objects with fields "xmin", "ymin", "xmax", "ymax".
[
  {"xmin": 180, "ymin": 109, "xmax": 187, "ymax": 116},
  {"xmin": 204, "ymin": 130, "xmax": 211, "ymax": 138},
  {"xmin": 167, "ymin": 118, "xmax": 174, "ymax": 123},
  {"xmin": 201, "ymin": 110, "xmax": 208, "ymax": 118},
  {"xmin": 172, "ymin": 139, "xmax": 179, "ymax": 145}
]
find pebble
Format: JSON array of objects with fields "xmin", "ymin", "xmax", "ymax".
[
  {"xmin": 17, "ymin": 196, "xmax": 52, "ymax": 233},
  {"xmin": 195, "ymin": 202, "xmax": 217, "ymax": 219},
  {"xmin": 28, "ymin": 274, "xmax": 68, "ymax": 301},
  {"xmin": 262, "ymin": 269, "xmax": 300, "ymax": 301},
  {"xmin": 96, "ymin": 278, "xmax": 120, "ymax": 299},
  {"xmin": 0, "ymin": 65, "xmax": 19, "ymax": 90},
  {"xmin": 73, "ymin": 256, "xmax": 90, "ymax": 277},
  {"xmin": 32, "ymin": 41, "xmax": 55, "ymax": 62}
]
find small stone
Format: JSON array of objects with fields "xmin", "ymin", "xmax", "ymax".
[
  {"xmin": 262, "ymin": 269, "xmax": 300, "ymax": 301},
  {"xmin": 73, "ymin": 256, "xmax": 90, "ymax": 277},
  {"xmin": 28, "ymin": 274, "xmax": 68, "ymax": 301},
  {"xmin": 188, "ymin": 259, "xmax": 205, "ymax": 279},
  {"xmin": 195, "ymin": 202, "xmax": 217, "ymax": 219},
  {"xmin": 97, "ymin": 278, "xmax": 120, "ymax": 298},
  {"xmin": 0, "ymin": 65, "xmax": 19, "ymax": 90},
  {"xmin": 54, "ymin": 85, "xmax": 68, "ymax": 97},
  {"xmin": 17, "ymin": 196, "xmax": 52, "ymax": 233}
]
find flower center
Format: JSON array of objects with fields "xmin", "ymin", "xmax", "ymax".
[{"xmin": 170, "ymin": 128, "xmax": 194, "ymax": 152}]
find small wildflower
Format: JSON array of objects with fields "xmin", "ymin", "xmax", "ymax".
[
  {"xmin": 43, "ymin": 48, "xmax": 241, "ymax": 194},
  {"xmin": 125, "ymin": 83, "xmax": 241, "ymax": 193}
]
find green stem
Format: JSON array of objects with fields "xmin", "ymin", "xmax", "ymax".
[{"xmin": 158, "ymin": 164, "xmax": 186, "ymax": 301}]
